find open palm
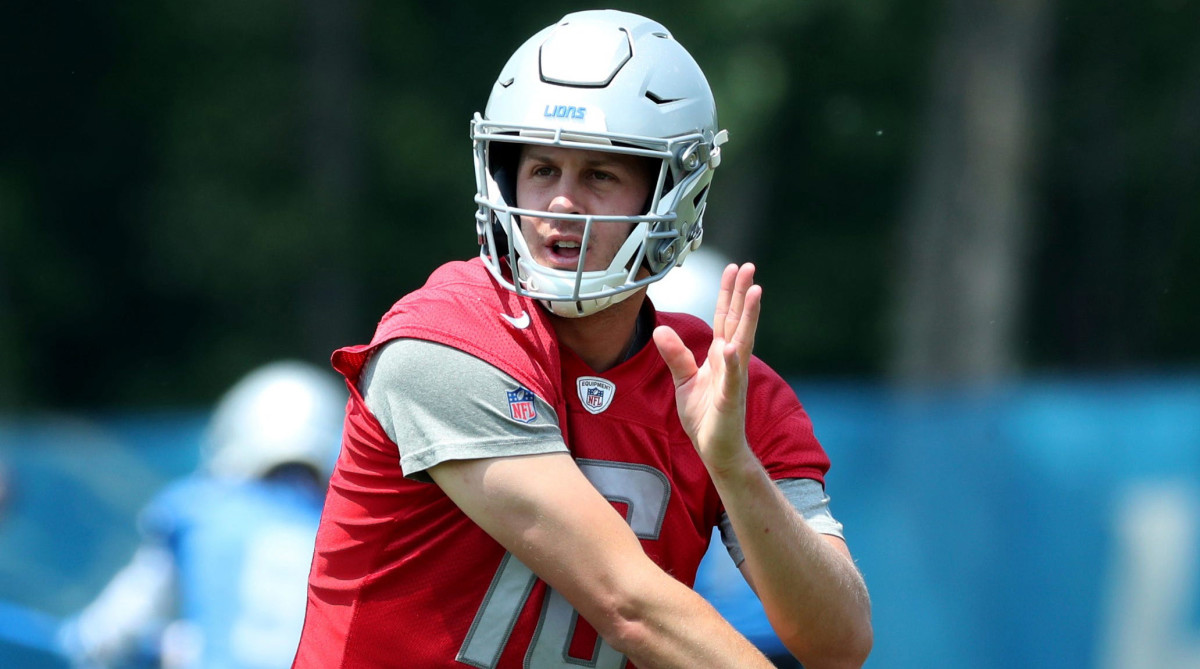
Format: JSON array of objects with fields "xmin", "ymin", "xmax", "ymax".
[{"xmin": 653, "ymin": 263, "xmax": 762, "ymax": 471}]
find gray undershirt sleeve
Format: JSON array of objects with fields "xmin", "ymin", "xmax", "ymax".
[
  {"xmin": 360, "ymin": 338, "xmax": 567, "ymax": 482},
  {"xmin": 360, "ymin": 340, "xmax": 846, "ymax": 556},
  {"xmin": 718, "ymin": 478, "xmax": 846, "ymax": 566}
]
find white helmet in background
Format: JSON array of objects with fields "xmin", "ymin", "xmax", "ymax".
[
  {"xmin": 473, "ymin": 9, "xmax": 729, "ymax": 318},
  {"xmin": 204, "ymin": 360, "xmax": 346, "ymax": 484},
  {"xmin": 646, "ymin": 246, "xmax": 732, "ymax": 323}
]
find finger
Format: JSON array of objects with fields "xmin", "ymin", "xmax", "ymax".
[
  {"xmin": 652, "ymin": 325, "xmax": 699, "ymax": 388},
  {"xmin": 730, "ymin": 284, "xmax": 762, "ymax": 364},
  {"xmin": 720, "ymin": 337, "xmax": 745, "ymax": 407},
  {"xmin": 711, "ymin": 264, "xmax": 738, "ymax": 331},
  {"xmin": 722, "ymin": 263, "xmax": 756, "ymax": 340}
]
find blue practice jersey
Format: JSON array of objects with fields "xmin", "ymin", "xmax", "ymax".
[{"xmin": 141, "ymin": 476, "xmax": 325, "ymax": 669}]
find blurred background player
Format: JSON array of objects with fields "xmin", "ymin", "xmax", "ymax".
[{"xmin": 57, "ymin": 361, "xmax": 345, "ymax": 669}]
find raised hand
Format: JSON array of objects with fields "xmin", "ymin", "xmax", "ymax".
[{"xmin": 652, "ymin": 263, "xmax": 762, "ymax": 472}]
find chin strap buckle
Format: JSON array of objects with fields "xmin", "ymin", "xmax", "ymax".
[{"xmin": 708, "ymin": 129, "xmax": 730, "ymax": 169}]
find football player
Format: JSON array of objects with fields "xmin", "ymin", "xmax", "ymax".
[
  {"xmin": 294, "ymin": 10, "xmax": 871, "ymax": 669},
  {"xmin": 60, "ymin": 361, "xmax": 345, "ymax": 669}
]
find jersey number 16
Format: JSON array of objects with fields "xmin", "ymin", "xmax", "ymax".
[{"xmin": 456, "ymin": 459, "xmax": 671, "ymax": 669}]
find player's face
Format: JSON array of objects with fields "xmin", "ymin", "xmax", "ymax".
[{"xmin": 515, "ymin": 145, "xmax": 654, "ymax": 272}]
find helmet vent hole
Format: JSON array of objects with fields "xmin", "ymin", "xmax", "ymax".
[
  {"xmin": 692, "ymin": 184, "xmax": 710, "ymax": 209},
  {"xmin": 645, "ymin": 90, "xmax": 680, "ymax": 106},
  {"xmin": 499, "ymin": 77, "xmax": 515, "ymax": 88}
]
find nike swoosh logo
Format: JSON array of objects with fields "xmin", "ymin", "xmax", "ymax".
[{"xmin": 501, "ymin": 311, "xmax": 531, "ymax": 329}]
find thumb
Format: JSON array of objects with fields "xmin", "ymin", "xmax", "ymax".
[{"xmin": 652, "ymin": 325, "xmax": 698, "ymax": 388}]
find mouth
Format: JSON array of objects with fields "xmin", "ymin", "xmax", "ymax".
[{"xmin": 544, "ymin": 236, "xmax": 584, "ymax": 269}]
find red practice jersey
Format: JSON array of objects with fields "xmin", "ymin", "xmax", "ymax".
[{"xmin": 293, "ymin": 258, "xmax": 830, "ymax": 668}]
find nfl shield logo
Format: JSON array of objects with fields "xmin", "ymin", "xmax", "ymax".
[
  {"xmin": 506, "ymin": 387, "xmax": 537, "ymax": 423},
  {"xmin": 576, "ymin": 376, "xmax": 616, "ymax": 415},
  {"xmin": 586, "ymin": 387, "xmax": 605, "ymax": 409}
]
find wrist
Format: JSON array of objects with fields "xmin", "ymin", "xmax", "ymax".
[{"xmin": 702, "ymin": 440, "xmax": 761, "ymax": 482}]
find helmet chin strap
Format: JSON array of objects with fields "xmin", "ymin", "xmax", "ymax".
[
  {"xmin": 516, "ymin": 252, "xmax": 637, "ymax": 318},
  {"xmin": 538, "ymin": 287, "xmax": 636, "ymax": 318}
]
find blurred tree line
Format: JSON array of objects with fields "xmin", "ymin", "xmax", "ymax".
[{"xmin": 1, "ymin": 0, "xmax": 1196, "ymax": 410}]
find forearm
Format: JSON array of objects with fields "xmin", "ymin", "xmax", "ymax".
[
  {"xmin": 709, "ymin": 449, "xmax": 872, "ymax": 668},
  {"xmin": 432, "ymin": 453, "xmax": 777, "ymax": 669},
  {"xmin": 507, "ymin": 487, "xmax": 778, "ymax": 669},
  {"xmin": 654, "ymin": 264, "xmax": 871, "ymax": 665}
]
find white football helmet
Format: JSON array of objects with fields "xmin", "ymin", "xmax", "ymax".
[
  {"xmin": 473, "ymin": 10, "xmax": 729, "ymax": 318},
  {"xmin": 203, "ymin": 360, "xmax": 346, "ymax": 484}
]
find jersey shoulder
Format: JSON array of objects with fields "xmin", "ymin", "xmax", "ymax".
[{"xmin": 335, "ymin": 258, "xmax": 563, "ymax": 409}]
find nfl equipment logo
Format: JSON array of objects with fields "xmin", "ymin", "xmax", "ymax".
[
  {"xmin": 586, "ymin": 387, "xmax": 604, "ymax": 409},
  {"xmin": 576, "ymin": 376, "xmax": 616, "ymax": 415},
  {"xmin": 506, "ymin": 387, "xmax": 537, "ymax": 423}
]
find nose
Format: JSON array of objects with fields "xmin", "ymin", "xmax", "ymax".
[
  {"xmin": 547, "ymin": 195, "xmax": 575, "ymax": 214},
  {"xmin": 546, "ymin": 177, "xmax": 583, "ymax": 216}
]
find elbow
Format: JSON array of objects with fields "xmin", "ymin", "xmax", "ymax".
[{"xmin": 779, "ymin": 616, "xmax": 873, "ymax": 669}]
